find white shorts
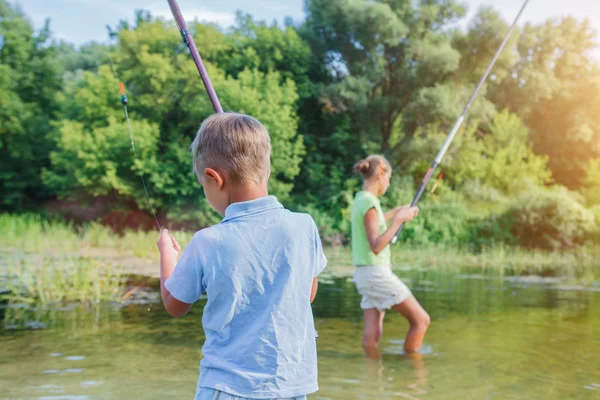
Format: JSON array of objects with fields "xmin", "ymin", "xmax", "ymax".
[{"xmin": 353, "ymin": 266, "xmax": 412, "ymax": 311}]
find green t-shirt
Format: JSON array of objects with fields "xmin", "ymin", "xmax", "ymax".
[{"xmin": 351, "ymin": 190, "xmax": 391, "ymax": 266}]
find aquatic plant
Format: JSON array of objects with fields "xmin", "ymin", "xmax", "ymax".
[{"xmin": 1, "ymin": 256, "xmax": 124, "ymax": 306}]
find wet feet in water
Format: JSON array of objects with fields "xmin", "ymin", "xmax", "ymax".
[{"xmin": 363, "ymin": 345, "xmax": 382, "ymax": 360}]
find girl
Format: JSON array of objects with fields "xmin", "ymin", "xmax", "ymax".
[{"xmin": 351, "ymin": 155, "xmax": 430, "ymax": 356}]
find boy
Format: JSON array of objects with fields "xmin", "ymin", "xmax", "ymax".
[{"xmin": 157, "ymin": 113, "xmax": 326, "ymax": 400}]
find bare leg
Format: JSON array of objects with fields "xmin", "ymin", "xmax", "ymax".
[
  {"xmin": 362, "ymin": 308, "xmax": 385, "ymax": 359},
  {"xmin": 391, "ymin": 296, "xmax": 430, "ymax": 353}
]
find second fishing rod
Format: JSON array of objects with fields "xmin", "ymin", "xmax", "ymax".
[{"xmin": 391, "ymin": 0, "xmax": 530, "ymax": 244}]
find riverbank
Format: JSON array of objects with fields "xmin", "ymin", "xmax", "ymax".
[{"xmin": 1, "ymin": 214, "xmax": 598, "ymax": 285}]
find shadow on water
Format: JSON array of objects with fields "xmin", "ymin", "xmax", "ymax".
[{"xmin": 1, "ymin": 268, "xmax": 599, "ymax": 399}]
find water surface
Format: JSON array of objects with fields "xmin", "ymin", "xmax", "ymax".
[{"xmin": 1, "ymin": 266, "xmax": 599, "ymax": 399}]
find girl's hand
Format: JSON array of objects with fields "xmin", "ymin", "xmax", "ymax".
[
  {"xmin": 393, "ymin": 206, "xmax": 419, "ymax": 224},
  {"xmin": 157, "ymin": 229, "xmax": 180, "ymax": 259}
]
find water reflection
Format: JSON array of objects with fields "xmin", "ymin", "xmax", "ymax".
[{"xmin": 1, "ymin": 268, "xmax": 599, "ymax": 399}]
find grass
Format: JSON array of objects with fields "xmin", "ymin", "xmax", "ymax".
[
  {"xmin": 0, "ymin": 214, "xmax": 600, "ymax": 296},
  {"xmin": 2, "ymin": 256, "xmax": 123, "ymax": 306},
  {"xmin": 397, "ymin": 244, "xmax": 600, "ymax": 273},
  {"xmin": 0, "ymin": 213, "xmax": 192, "ymax": 259},
  {"xmin": 325, "ymin": 242, "xmax": 600, "ymax": 283},
  {"xmin": 0, "ymin": 214, "xmax": 190, "ymax": 307}
]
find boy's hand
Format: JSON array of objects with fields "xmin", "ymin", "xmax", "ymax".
[
  {"xmin": 393, "ymin": 206, "xmax": 419, "ymax": 224},
  {"xmin": 157, "ymin": 229, "xmax": 180, "ymax": 259}
]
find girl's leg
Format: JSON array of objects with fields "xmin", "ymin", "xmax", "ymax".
[
  {"xmin": 362, "ymin": 308, "xmax": 385, "ymax": 358},
  {"xmin": 391, "ymin": 296, "xmax": 430, "ymax": 353}
]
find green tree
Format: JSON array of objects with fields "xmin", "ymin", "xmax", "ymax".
[
  {"xmin": 56, "ymin": 41, "xmax": 109, "ymax": 73},
  {"xmin": 302, "ymin": 0, "xmax": 478, "ymax": 154},
  {"xmin": 0, "ymin": 1, "xmax": 63, "ymax": 209},
  {"xmin": 582, "ymin": 158, "xmax": 600, "ymax": 206},
  {"xmin": 494, "ymin": 17, "xmax": 600, "ymax": 189},
  {"xmin": 223, "ymin": 13, "xmax": 313, "ymax": 99},
  {"xmin": 452, "ymin": 7, "xmax": 519, "ymax": 89},
  {"xmin": 457, "ymin": 110, "xmax": 551, "ymax": 193},
  {"xmin": 395, "ymin": 110, "xmax": 551, "ymax": 195},
  {"xmin": 45, "ymin": 15, "xmax": 304, "ymax": 226}
]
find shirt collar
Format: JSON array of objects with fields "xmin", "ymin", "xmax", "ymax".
[{"xmin": 222, "ymin": 195, "xmax": 283, "ymax": 222}]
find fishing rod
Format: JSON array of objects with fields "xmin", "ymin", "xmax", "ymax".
[
  {"xmin": 391, "ymin": 0, "xmax": 530, "ymax": 244},
  {"xmin": 166, "ymin": 0, "xmax": 223, "ymax": 113}
]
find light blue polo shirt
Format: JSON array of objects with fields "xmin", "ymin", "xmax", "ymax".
[{"xmin": 165, "ymin": 195, "xmax": 327, "ymax": 398}]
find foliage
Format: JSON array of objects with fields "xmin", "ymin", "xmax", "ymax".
[
  {"xmin": 493, "ymin": 17, "xmax": 600, "ymax": 189},
  {"xmin": 395, "ymin": 193, "xmax": 474, "ymax": 246},
  {"xmin": 41, "ymin": 17, "xmax": 304, "ymax": 222},
  {"xmin": 0, "ymin": 213, "xmax": 195, "ymax": 259},
  {"xmin": 502, "ymin": 185, "xmax": 596, "ymax": 249},
  {"xmin": 224, "ymin": 13, "xmax": 313, "ymax": 98},
  {"xmin": 0, "ymin": 1, "xmax": 64, "ymax": 209},
  {"xmin": 478, "ymin": 111, "xmax": 551, "ymax": 191},
  {"xmin": 1, "ymin": 1, "xmax": 599, "ymax": 249},
  {"xmin": 302, "ymin": 0, "xmax": 472, "ymax": 154},
  {"xmin": 589, "ymin": 204, "xmax": 600, "ymax": 243},
  {"xmin": 582, "ymin": 158, "xmax": 600, "ymax": 206}
]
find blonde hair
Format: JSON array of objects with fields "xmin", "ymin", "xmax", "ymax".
[
  {"xmin": 354, "ymin": 154, "xmax": 391, "ymax": 180},
  {"xmin": 192, "ymin": 113, "xmax": 271, "ymax": 183}
]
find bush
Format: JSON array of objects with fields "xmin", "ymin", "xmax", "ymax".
[
  {"xmin": 396, "ymin": 192, "xmax": 474, "ymax": 246},
  {"xmin": 462, "ymin": 179, "xmax": 508, "ymax": 204},
  {"xmin": 502, "ymin": 185, "xmax": 596, "ymax": 249},
  {"xmin": 589, "ymin": 204, "xmax": 600, "ymax": 243},
  {"xmin": 468, "ymin": 213, "xmax": 515, "ymax": 249},
  {"xmin": 379, "ymin": 175, "xmax": 416, "ymax": 211},
  {"xmin": 294, "ymin": 203, "xmax": 348, "ymax": 246}
]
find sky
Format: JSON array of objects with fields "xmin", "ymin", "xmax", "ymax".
[{"xmin": 12, "ymin": 0, "xmax": 600, "ymax": 48}]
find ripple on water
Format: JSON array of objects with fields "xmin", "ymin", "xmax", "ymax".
[
  {"xmin": 4, "ymin": 321, "xmax": 45, "ymax": 330},
  {"xmin": 383, "ymin": 340, "xmax": 435, "ymax": 356},
  {"xmin": 80, "ymin": 380, "xmax": 103, "ymax": 388},
  {"xmin": 43, "ymin": 368, "xmax": 85, "ymax": 374},
  {"xmin": 65, "ymin": 355, "xmax": 85, "ymax": 361},
  {"xmin": 553, "ymin": 285, "xmax": 600, "ymax": 292},
  {"xmin": 25, "ymin": 384, "xmax": 63, "ymax": 390},
  {"xmin": 24, "ymin": 321, "xmax": 46, "ymax": 329}
]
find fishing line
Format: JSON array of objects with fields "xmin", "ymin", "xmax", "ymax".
[{"xmin": 107, "ymin": 50, "xmax": 161, "ymax": 231}]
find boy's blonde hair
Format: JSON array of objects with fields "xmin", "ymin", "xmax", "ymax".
[
  {"xmin": 192, "ymin": 113, "xmax": 271, "ymax": 183},
  {"xmin": 354, "ymin": 154, "xmax": 391, "ymax": 180}
]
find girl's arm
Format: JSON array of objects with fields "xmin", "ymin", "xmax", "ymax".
[
  {"xmin": 365, "ymin": 206, "xmax": 419, "ymax": 254},
  {"xmin": 384, "ymin": 205, "xmax": 410, "ymax": 221}
]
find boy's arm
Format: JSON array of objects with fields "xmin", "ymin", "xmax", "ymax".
[
  {"xmin": 157, "ymin": 230, "xmax": 193, "ymax": 317},
  {"xmin": 310, "ymin": 277, "xmax": 318, "ymax": 303},
  {"xmin": 384, "ymin": 205, "xmax": 410, "ymax": 221},
  {"xmin": 365, "ymin": 206, "xmax": 419, "ymax": 254},
  {"xmin": 310, "ymin": 218, "xmax": 327, "ymax": 303}
]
